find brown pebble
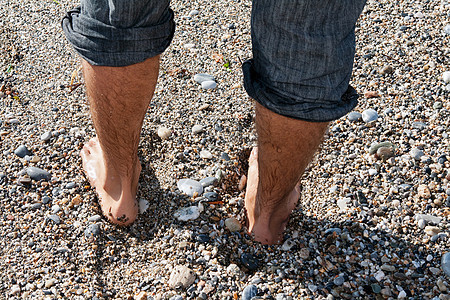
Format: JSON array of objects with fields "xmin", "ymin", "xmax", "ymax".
[{"xmin": 238, "ymin": 175, "xmax": 247, "ymax": 191}]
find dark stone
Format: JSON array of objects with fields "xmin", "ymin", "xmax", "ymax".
[
  {"xmin": 204, "ymin": 192, "xmax": 219, "ymax": 202},
  {"xmin": 196, "ymin": 234, "xmax": 210, "ymax": 243},
  {"xmin": 14, "ymin": 145, "xmax": 32, "ymax": 158},
  {"xmin": 240, "ymin": 253, "xmax": 259, "ymax": 271},
  {"xmin": 371, "ymin": 284, "xmax": 381, "ymax": 294}
]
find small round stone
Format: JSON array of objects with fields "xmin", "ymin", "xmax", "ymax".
[
  {"xmin": 192, "ymin": 124, "xmax": 204, "ymax": 134},
  {"xmin": 362, "ymin": 109, "xmax": 378, "ymax": 123},
  {"xmin": 157, "ymin": 126, "xmax": 171, "ymax": 139},
  {"xmin": 224, "ymin": 217, "xmax": 241, "ymax": 232},
  {"xmin": 201, "ymin": 80, "xmax": 217, "ymax": 90}
]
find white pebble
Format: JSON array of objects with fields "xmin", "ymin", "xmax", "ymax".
[
  {"xmin": 443, "ymin": 71, "xmax": 450, "ymax": 84},
  {"xmin": 139, "ymin": 199, "xmax": 149, "ymax": 213},
  {"xmin": 157, "ymin": 126, "xmax": 171, "ymax": 139},
  {"xmin": 200, "ymin": 150, "xmax": 212, "ymax": 159},
  {"xmin": 192, "ymin": 124, "xmax": 204, "ymax": 134},
  {"xmin": 201, "ymin": 80, "xmax": 217, "ymax": 90}
]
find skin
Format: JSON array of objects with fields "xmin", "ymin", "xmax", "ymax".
[
  {"xmin": 79, "ymin": 55, "xmax": 328, "ymax": 245},
  {"xmin": 80, "ymin": 56, "xmax": 159, "ymax": 225},
  {"xmin": 245, "ymin": 102, "xmax": 329, "ymax": 244}
]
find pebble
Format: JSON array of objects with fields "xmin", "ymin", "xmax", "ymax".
[
  {"xmin": 10, "ymin": 285, "xmax": 20, "ymax": 296},
  {"xmin": 189, "ymin": 9, "xmax": 199, "ymax": 16},
  {"xmin": 337, "ymin": 198, "xmax": 351, "ymax": 210},
  {"xmin": 14, "ymin": 145, "xmax": 32, "ymax": 158},
  {"xmin": 47, "ymin": 214, "xmax": 61, "ymax": 224},
  {"xmin": 415, "ymin": 214, "xmax": 442, "ymax": 225},
  {"xmin": 241, "ymin": 285, "xmax": 257, "ymax": 300},
  {"xmin": 299, "ymin": 248, "xmax": 310, "ymax": 259},
  {"xmin": 200, "ymin": 150, "xmax": 212, "ymax": 159},
  {"xmin": 88, "ymin": 215, "xmax": 102, "ymax": 222},
  {"xmin": 369, "ymin": 141, "xmax": 394, "ymax": 155},
  {"xmin": 157, "ymin": 126, "xmax": 171, "ymax": 140},
  {"xmin": 410, "ymin": 148, "xmax": 425, "ymax": 160},
  {"xmin": 443, "ymin": 71, "xmax": 450, "ymax": 84},
  {"xmin": 199, "ymin": 176, "xmax": 218, "ymax": 187},
  {"xmin": 442, "ymin": 253, "xmax": 450, "ymax": 277},
  {"xmin": 177, "ymin": 179, "xmax": 203, "ymax": 197},
  {"xmin": 240, "ymin": 253, "xmax": 259, "ymax": 271},
  {"xmin": 45, "ymin": 278, "xmax": 56, "ymax": 288},
  {"xmin": 174, "ymin": 206, "xmax": 201, "ymax": 221},
  {"xmin": 417, "ymin": 219, "xmax": 426, "ymax": 229},
  {"xmin": 424, "ymin": 226, "xmax": 441, "ymax": 236},
  {"xmin": 192, "ymin": 124, "xmax": 204, "ymax": 134},
  {"xmin": 193, "ymin": 73, "xmax": 214, "ymax": 84},
  {"xmin": 40, "ymin": 131, "xmax": 52, "ymax": 142},
  {"xmin": 361, "ymin": 109, "xmax": 378, "ymax": 123},
  {"xmin": 26, "ymin": 167, "xmax": 51, "ymax": 181},
  {"xmin": 418, "ymin": 184, "xmax": 431, "ymax": 199},
  {"xmin": 379, "ymin": 65, "xmax": 394, "ymax": 75},
  {"xmin": 204, "ymin": 191, "xmax": 219, "ymax": 201},
  {"xmin": 224, "ymin": 217, "xmax": 241, "ymax": 232},
  {"xmin": 139, "ymin": 198, "xmax": 149, "ymax": 213},
  {"xmin": 168, "ymin": 265, "xmax": 196, "ymax": 289},
  {"xmin": 84, "ymin": 224, "xmax": 100, "ymax": 238},
  {"xmin": 333, "ymin": 275, "xmax": 345, "ymax": 286},
  {"xmin": 201, "ymin": 80, "xmax": 217, "ymax": 90},
  {"xmin": 347, "ymin": 111, "xmax": 361, "ymax": 121}
]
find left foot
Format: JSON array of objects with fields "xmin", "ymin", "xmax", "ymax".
[{"xmin": 244, "ymin": 147, "xmax": 301, "ymax": 244}]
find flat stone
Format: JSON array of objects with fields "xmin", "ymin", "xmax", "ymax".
[
  {"xmin": 442, "ymin": 253, "xmax": 450, "ymax": 277},
  {"xmin": 362, "ymin": 109, "xmax": 378, "ymax": 123},
  {"xmin": 347, "ymin": 111, "xmax": 362, "ymax": 121},
  {"xmin": 415, "ymin": 214, "xmax": 442, "ymax": 225},
  {"xmin": 199, "ymin": 177, "xmax": 218, "ymax": 187},
  {"xmin": 418, "ymin": 184, "xmax": 431, "ymax": 199},
  {"xmin": 200, "ymin": 150, "xmax": 212, "ymax": 159},
  {"xmin": 337, "ymin": 198, "xmax": 351, "ymax": 210},
  {"xmin": 241, "ymin": 285, "xmax": 258, "ymax": 300},
  {"xmin": 26, "ymin": 167, "xmax": 51, "ymax": 181},
  {"xmin": 88, "ymin": 215, "xmax": 102, "ymax": 222},
  {"xmin": 157, "ymin": 126, "xmax": 171, "ymax": 139},
  {"xmin": 281, "ymin": 238, "xmax": 295, "ymax": 251},
  {"xmin": 14, "ymin": 145, "xmax": 32, "ymax": 158},
  {"xmin": 224, "ymin": 217, "xmax": 241, "ymax": 232},
  {"xmin": 84, "ymin": 224, "xmax": 100, "ymax": 238},
  {"xmin": 410, "ymin": 148, "xmax": 424, "ymax": 160},
  {"xmin": 168, "ymin": 265, "xmax": 196, "ymax": 289},
  {"xmin": 193, "ymin": 73, "xmax": 214, "ymax": 84},
  {"xmin": 177, "ymin": 179, "xmax": 203, "ymax": 197},
  {"xmin": 40, "ymin": 131, "xmax": 52, "ymax": 142},
  {"xmin": 174, "ymin": 206, "xmax": 200, "ymax": 221},
  {"xmin": 201, "ymin": 80, "xmax": 217, "ymax": 90},
  {"xmin": 139, "ymin": 198, "xmax": 149, "ymax": 213},
  {"xmin": 299, "ymin": 248, "xmax": 310, "ymax": 259},
  {"xmin": 424, "ymin": 226, "xmax": 440, "ymax": 236},
  {"xmin": 47, "ymin": 214, "xmax": 61, "ymax": 224},
  {"xmin": 192, "ymin": 124, "xmax": 204, "ymax": 134},
  {"xmin": 443, "ymin": 71, "xmax": 450, "ymax": 84}
]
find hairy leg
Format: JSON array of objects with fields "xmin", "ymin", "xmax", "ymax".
[
  {"xmin": 80, "ymin": 56, "xmax": 159, "ymax": 225},
  {"xmin": 245, "ymin": 102, "xmax": 329, "ymax": 244}
]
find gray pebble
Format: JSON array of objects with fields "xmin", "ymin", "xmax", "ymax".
[
  {"xmin": 333, "ymin": 275, "xmax": 345, "ymax": 286},
  {"xmin": 189, "ymin": 9, "xmax": 200, "ymax": 16},
  {"xmin": 168, "ymin": 265, "xmax": 196, "ymax": 289},
  {"xmin": 88, "ymin": 215, "xmax": 102, "ymax": 222},
  {"xmin": 40, "ymin": 131, "xmax": 52, "ymax": 142},
  {"xmin": 14, "ymin": 145, "xmax": 32, "ymax": 158},
  {"xmin": 199, "ymin": 176, "xmax": 218, "ymax": 187},
  {"xmin": 241, "ymin": 284, "xmax": 257, "ymax": 300},
  {"xmin": 47, "ymin": 214, "xmax": 61, "ymax": 224},
  {"xmin": 174, "ymin": 206, "xmax": 201, "ymax": 221},
  {"xmin": 84, "ymin": 223, "xmax": 100, "ymax": 238},
  {"xmin": 204, "ymin": 191, "xmax": 218, "ymax": 201},
  {"xmin": 445, "ymin": 24, "xmax": 450, "ymax": 35},
  {"xmin": 65, "ymin": 182, "xmax": 76, "ymax": 189},
  {"xmin": 362, "ymin": 109, "xmax": 378, "ymax": 123},
  {"xmin": 26, "ymin": 167, "xmax": 51, "ymax": 181},
  {"xmin": 442, "ymin": 253, "xmax": 450, "ymax": 277},
  {"xmin": 177, "ymin": 179, "xmax": 203, "ymax": 196},
  {"xmin": 410, "ymin": 148, "xmax": 424, "ymax": 160},
  {"xmin": 201, "ymin": 80, "xmax": 217, "ymax": 90},
  {"xmin": 347, "ymin": 111, "xmax": 362, "ymax": 122},
  {"xmin": 194, "ymin": 73, "xmax": 214, "ymax": 84},
  {"xmin": 192, "ymin": 124, "xmax": 204, "ymax": 134}
]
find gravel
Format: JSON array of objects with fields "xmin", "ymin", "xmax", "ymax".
[{"xmin": 0, "ymin": 0, "xmax": 449, "ymax": 299}]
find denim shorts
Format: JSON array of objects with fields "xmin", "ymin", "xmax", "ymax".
[{"xmin": 62, "ymin": 0, "xmax": 366, "ymax": 122}]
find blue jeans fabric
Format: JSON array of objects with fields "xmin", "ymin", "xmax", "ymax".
[
  {"xmin": 62, "ymin": 0, "xmax": 175, "ymax": 67},
  {"xmin": 62, "ymin": 0, "xmax": 366, "ymax": 122}
]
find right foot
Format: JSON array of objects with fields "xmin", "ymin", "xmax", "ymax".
[
  {"xmin": 80, "ymin": 137, "xmax": 141, "ymax": 226},
  {"xmin": 244, "ymin": 147, "xmax": 301, "ymax": 244}
]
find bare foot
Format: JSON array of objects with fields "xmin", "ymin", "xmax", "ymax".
[
  {"xmin": 80, "ymin": 137, "xmax": 141, "ymax": 226},
  {"xmin": 245, "ymin": 147, "xmax": 301, "ymax": 244}
]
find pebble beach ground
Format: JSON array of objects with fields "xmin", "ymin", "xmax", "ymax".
[{"xmin": 1, "ymin": 0, "xmax": 450, "ymax": 299}]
